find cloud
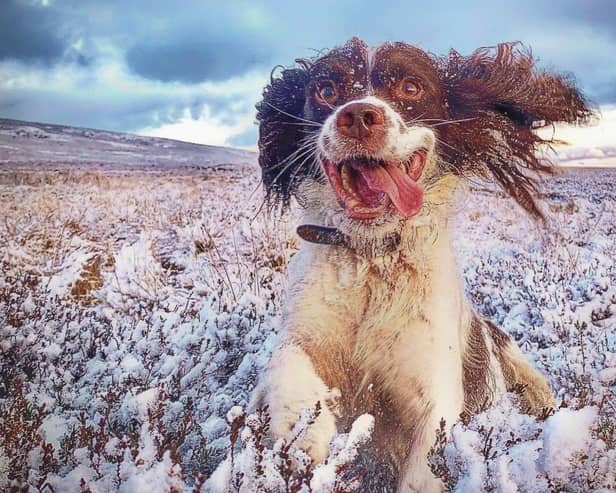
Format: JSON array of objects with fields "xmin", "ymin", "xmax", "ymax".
[
  {"xmin": 0, "ymin": 0, "xmax": 67, "ymax": 63},
  {"xmin": 117, "ymin": 3, "xmax": 276, "ymax": 83},
  {"xmin": 538, "ymin": 105, "xmax": 616, "ymax": 149},
  {"xmin": 0, "ymin": 57, "xmax": 265, "ymax": 138},
  {"xmin": 125, "ymin": 29, "xmax": 271, "ymax": 83},
  {"xmin": 546, "ymin": 0, "xmax": 616, "ymax": 39},
  {"xmin": 138, "ymin": 110, "xmax": 256, "ymax": 148},
  {"xmin": 1, "ymin": 0, "xmax": 615, "ymax": 147}
]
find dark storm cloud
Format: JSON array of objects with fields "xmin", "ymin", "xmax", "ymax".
[
  {"xmin": 0, "ymin": 0, "xmax": 67, "ymax": 63},
  {"xmin": 1, "ymin": 0, "xmax": 615, "ymax": 140},
  {"xmin": 116, "ymin": 2, "xmax": 276, "ymax": 82},
  {"xmin": 548, "ymin": 0, "xmax": 616, "ymax": 38},
  {"xmin": 126, "ymin": 33, "xmax": 270, "ymax": 83}
]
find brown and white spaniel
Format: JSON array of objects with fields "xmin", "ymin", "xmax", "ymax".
[{"xmin": 251, "ymin": 38, "xmax": 591, "ymax": 493}]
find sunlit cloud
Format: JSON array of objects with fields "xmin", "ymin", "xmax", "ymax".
[
  {"xmin": 538, "ymin": 106, "xmax": 616, "ymax": 149},
  {"xmin": 0, "ymin": 53, "xmax": 265, "ymax": 146},
  {"xmin": 138, "ymin": 109, "xmax": 257, "ymax": 148},
  {"xmin": 1, "ymin": 0, "xmax": 615, "ymax": 150}
]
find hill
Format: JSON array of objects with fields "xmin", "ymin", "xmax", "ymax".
[{"xmin": 0, "ymin": 118, "xmax": 256, "ymax": 171}]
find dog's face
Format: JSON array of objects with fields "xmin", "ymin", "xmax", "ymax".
[
  {"xmin": 311, "ymin": 41, "xmax": 444, "ymax": 225},
  {"xmin": 257, "ymin": 38, "xmax": 591, "ymax": 253}
]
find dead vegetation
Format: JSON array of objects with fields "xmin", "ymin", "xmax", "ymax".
[{"xmin": 0, "ymin": 165, "xmax": 615, "ymax": 491}]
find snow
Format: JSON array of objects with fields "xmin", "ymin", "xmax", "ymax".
[
  {"xmin": 0, "ymin": 122, "xmax": 615, "ymax": 492},
  {"xmin": 40, "ymin": 414, "xmax": 69, "ymax": 448},
  {"xmin": 599, "ymin": 367, "xmax": 616, "ymax": 384},
  {"xmin": 310, "ymin": 414, "xmax": 375, "ymax": 492},
  {"xmin": 0, "ymin": 117, "xmax": 256, "ymax": 170},
  {"xmin": 437, "ymin": 394, "xmax": 611, "ymax": 492},
  {"xmin": 541, "ymin": 407, "xmax": 598, "ymax": 483}
]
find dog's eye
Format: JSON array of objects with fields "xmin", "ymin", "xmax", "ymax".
[
  {"xmin": 398, "ymin": 78, "xmax": 423, "ymax": 100},
  {"xmin": 316, "ymin": 81, "xmax": 338, "ymax": 105}
]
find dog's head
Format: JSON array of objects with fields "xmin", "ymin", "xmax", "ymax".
[{"xmin": 257, "ymin": 38, "xmax": 592, "ymax": 254}]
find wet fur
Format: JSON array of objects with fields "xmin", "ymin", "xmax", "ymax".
[
  {"xmin": 252, "ymin": 38, "xmax": 591, "ymax": 492},
  {"xmin": 257, "ymin": 39, "xmax": 592, "ymax": 218}
]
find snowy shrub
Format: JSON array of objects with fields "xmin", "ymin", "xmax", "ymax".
[
  {"xmin": 206, "ymin": 406, "xmax": 374, "ymax": 493},
  {"xmin": 428, "ymin": 396, "xmax": 616, "ymax": 492},
  {"xmin": 0, "ymin": 165, "xmax": 615, "ymax": 492}
]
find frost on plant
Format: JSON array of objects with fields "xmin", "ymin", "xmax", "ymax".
[
  {"xmin": 207, "ymin": 405, "xmax": 374, "ymax": 493},
  {"xmin": 0, "ymin": 154, "xmax": 615, "ymax": 492}
]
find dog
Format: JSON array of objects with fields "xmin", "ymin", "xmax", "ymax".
[{"xmin": 250, "ymin": 38, "xmax": 591, "ymax": 492}]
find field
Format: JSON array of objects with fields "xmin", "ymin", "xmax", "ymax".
[{"xmin": 1, "ymin": 122, "xmax": 615, "ymax": 493}]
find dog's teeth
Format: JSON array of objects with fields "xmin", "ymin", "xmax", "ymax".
[{"xmin": 341, "ymin": 163, "xmax": 352, "ymax": 191}]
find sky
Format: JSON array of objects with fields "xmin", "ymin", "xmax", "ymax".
[{"xmin": 1, "ymin": 0, "xmax": 615, "ymax": 150}]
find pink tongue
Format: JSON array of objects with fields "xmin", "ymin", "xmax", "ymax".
[{"xmin": 357, "ymin": 163, "xmax": 423, "ymax": 217}]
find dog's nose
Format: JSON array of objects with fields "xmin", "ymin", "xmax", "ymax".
[{"xmin": 335, "ymin": 103, "xmax": 385, "ymax": 140}]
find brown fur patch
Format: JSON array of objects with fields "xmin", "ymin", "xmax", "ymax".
[
  {"xmin": 485, "ymin": 320, "xmax": 555, "ymax": 415},
  {"xmin": 257, "ymin": 39, "xmax": 594, "ymax": 218},
  {"xmin": 485, "ymin": 318, "xmax": 511, "ymax": 354},
  {"xmin": 461, "ymin": 316, "xmax": 494, "ymax": 421},
  {"xmin": 375, "ymin": 385, "xmax": 431, "ymax": 468}
]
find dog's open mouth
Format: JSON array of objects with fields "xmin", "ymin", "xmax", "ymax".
[{"xmin": 323, "ymin": 151, "xmax": 426, "ymax": 220}]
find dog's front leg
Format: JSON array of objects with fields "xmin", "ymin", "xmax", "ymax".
[
  {"xmin": 250, "ymin": 247, "xmax": 356, "ymax": 462},
  {"xmin": 251, "ymin": 343, "xmax": 337, "ymax": 462},
  {"xmin": 398, "ymin": 429, "xmax": 444, "ymax": 493}
]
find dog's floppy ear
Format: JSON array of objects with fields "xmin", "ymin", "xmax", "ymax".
[
  {"xmin": 256, "ymin": 63, "xmax": 311, "ymax": 210},
  {"xmin": 438, "ymin": 42, "xmax": 594, "ymax": 219}
]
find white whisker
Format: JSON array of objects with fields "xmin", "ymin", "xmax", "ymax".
[
  {"xmin": 269, "ymin": 141, "xmax": 319, "ymax": 186},
  {"xmin": 264, "ymin": 101, "xmax": 323, "ymax": 126}
]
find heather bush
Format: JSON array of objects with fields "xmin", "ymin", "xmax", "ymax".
[{"xmin": 1, "ymin": 165, "xmax": 615, "ymax": 492}]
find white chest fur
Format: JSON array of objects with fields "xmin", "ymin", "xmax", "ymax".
[
  {"xmin": 269, "ymin": 225, "xmax": 468, "ymax": 492},
  {"xmin": 284, "ymin": 222, "xmax": 467, "ymax": 425}
]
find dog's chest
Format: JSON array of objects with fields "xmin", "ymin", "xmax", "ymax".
[
  {"xmin": 356, "ymin": 261, "xmax": 465, "ymax": 403},
  {"xmin": 287, "ymin": 243, "xmax": 466, "ymax": 409}
]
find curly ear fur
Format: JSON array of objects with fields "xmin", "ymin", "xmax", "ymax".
[
  {"xmin": 257, "ymin": 42, "xmax": 594, "ymax": 219},
  {"xmin": 438, "ymin": 42, "xmax": 594, "ymax": 219},
  {"xmin": 256, "ymin": 63, "xmax": 315, "ymax": 210}
]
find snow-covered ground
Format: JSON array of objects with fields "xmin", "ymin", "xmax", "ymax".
[
  {"xmin": 0, "ymin": 122, "xmax": 615, "ymax": 492},
  {"xmin": 0, "ymin": 118, "xmax": 255, "ymax": 170}
]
